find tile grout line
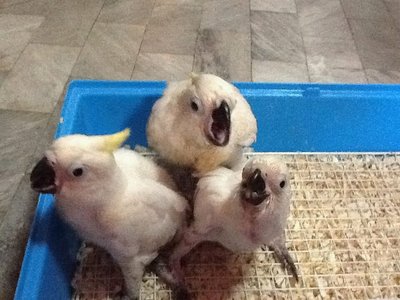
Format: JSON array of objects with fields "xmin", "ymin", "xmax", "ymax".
[
  {"xmin": 69, "ymin": 0, "xmax": 107, "ymax": 79},
  {"xmin": 250, "ymin": 8, "xmax": 309, "ymax": 81},
  {"xmin": 130, "ymin": 0, "xmax": 158, "ymax": 79},
  {"xmin": 6, "ymin": 0, "xmax": 102, "ymax": 141},
  {"xmin": 0, "ymin": 173, "xmax": 29, "ymax": 233},
  {"xmin": 383, "ymin": 0, "xmax": 400, "ymax": 32},
  {"xmin": 74, "ymin": 0, "xmax": 107, "ymax": 56},
  {"xmin": 249, "ymin": 0, "xmax": 253, "ymax": 82},
  {"xmin": 0, "ymin": 0, "xmax": 31, "ymax": 10},
  {"xmin": 0, "ymin": 15, "xmax": 46, "ymax": 83},
  {"xmin": 339, "ymin": 0, "xmax": 369, "ymax": 82},
  {"xmin": 19, "ymin": 71, "xmax": 73, "ymax": 176},
  {"xmin": 293, "ymin": 0, "xmax": 311, "ymax": 83},
  {"xmin": 191, "ymin": 0, "xmax": 204, "ymax": 74},
  {"xmin": 0, "ymin": 107, "xmax": 49, "ymax": 115}
]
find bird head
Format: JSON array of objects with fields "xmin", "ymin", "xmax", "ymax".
[
  {"xmin": 240, "ymin": 157, "xmax": 290, "ymax": 208},
  {"xmin": 178, "ymin": 73, "xmax": 239, "ymax": 147},
  {"xmin": 30, "ymin": 129, "xmax": 130, "ymax": 197}
]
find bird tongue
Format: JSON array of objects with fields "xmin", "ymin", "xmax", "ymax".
[
  {"xmin": 243, "ymin": 168, "xmax": 268, "ymax": 206},
  {"xmin": 211, "ymin": 121, "xmax": 228, "ymax": 144},
  {"xmin": 208, "ymin": 100, "xmax": 231, "ymax": 146}
]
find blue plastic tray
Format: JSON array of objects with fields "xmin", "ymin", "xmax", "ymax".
[{"xmin": 15, "ymin": 80, "xmax": 400, "ymax": 299}]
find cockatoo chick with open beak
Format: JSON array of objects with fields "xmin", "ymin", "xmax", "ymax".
[
  {"xmin": 30, "ymin": 129, "xmax": 189, "ymax": 300},
  {"xmin": 169, "ymin": 156, "xmax": 298, "ymax": 283},
  {"xmin": 147, "ymin": 73, "xmax": 257, "ymax": 174}
]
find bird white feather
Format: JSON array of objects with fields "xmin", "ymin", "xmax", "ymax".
[
  {"xmin": 37, "ymin": 131, "xmax": 188, "ymax": 299},
  {"xmin": 147, "ymin": 73, "xmax": 257, "ymax": 173}
]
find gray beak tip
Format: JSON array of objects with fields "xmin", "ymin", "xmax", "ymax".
[{"xmin": 30, "ymin": 157, "xmax": 57, "ymax": 194}]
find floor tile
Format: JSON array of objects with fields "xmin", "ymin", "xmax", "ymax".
[
  {"xmin": 0, "ymin": 14, "xmax": 44, "ymax": 71},
  {"xmin": 385, "ymin": 0, "xmax": 400, "ymax": 30},
  {"xmin": 304, "ymin": 37, "xmax": 362, "ymax": 70},
  {"xmin": 0, "ymin": 174, "xmax": 39, "ymax": 299},
  {"xmin": 349, "ymin": 18, "xmax": 400, "ymax": 70},
  {"xmin": 0, "ymin": 13, "xmax": 43, "ymax": 33},
  {"xmin": 0, "ymin": 107, "xmax": 54, "ymax": 298},
  {"xmin": 0, "ymin": 173, "xmax": 23, "ymax": 221},
  {"xmin": 155, "ymin": 0, "xmax": 202, "ymax": 6},
  {"xmin": 193, "ymin": 29, "xmax": 251, "ymax": 81},
  {"xmin": 0, "ymin": 109, "xmax": 48, "ymax": 223},
  {"xmin": 252, "ymin": 60, "xmax": 309, "ymax": 82},
  {"xmin": 141, "ymin": 27, "xmax": 198, "ymax": 55},
  {"xmin": 131, "ymin": 53, "xmax": 193, "ymax": 80},
  {"xmin": 0, "ymin": 109, "xmax": 50, "ymax": 176},
  {"xmin": 341, "ymin": 0, "xmax": 390, "ymax": 21},
  {"xmin": 365, "ymin": 69, "xmax": 400, "ymax": 83},
  {"xmin": 0, "ymin": 0, "xmax": 53, "ymax": 16},
  {"xmin": 0, "ymin": 0, "xmax": 28, "ymax": 9},
  {"xmin": 0, "ymin": 44, "xmax": 79, "ymax": 112},
  {"xmin": 251, "ymin": 11, "xmax": 305, "ymax": 63},
  {"xmin": 72, "ymin": 22, "xmax": 144, "ymax": 80},
  {"xmin": 0, "ymin": 71, "xmax": 8, "ymax": 88},
  {"xmin": 29, "ymin": 93, "xmax": 64, "ymax": 172},
  {"xmin": 296, "ymin": 0, "xmax": 352, "ymax": 39},
  {"xmin": 149, "ymin": 4, "xmax": 201, "ymax": 31},
  {"xmin": 309, "ymin": 66, "xmax": 367, "ymax": 83},
  {"xmin": 31, "ymin": 0, "xmax": 104, "ymax": 47},
  {"xmin": 250, "ymin": 0, "xmax": 296, "ymax": 13},
  {"xmin": 98, "ymin": 0, "xmax": 155, "ymax": 25},
  {"xmin": 201, "ymin": 0, "xmax": 250, "ymax": 33},
  {"xmin": 141, "ymin": 5, "xmax": 201, "ymax": 55}
]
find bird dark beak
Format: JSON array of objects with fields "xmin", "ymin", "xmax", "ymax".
[
  {"xmin": 206, "ymin": 100, "xmax": 231, "ymax": 146},
  {"xmin": 241, "ymin": 168, "xmax": 269, "ymax": 206},
  {"xmin": 30, "ymin": 156, "xmax": 57, "ymax": 194}
]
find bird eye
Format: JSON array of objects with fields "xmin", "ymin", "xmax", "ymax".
[
  {"xmin": 72, "ymin": 168, "xmax": 83, "ymax": 177},
  {"xmin": 280, "ymin": 180, "xmax": 286, "ymax": 188},
  {"xmin": 191, "ymin": 101, "xmax": 198, "ymax": 111}
]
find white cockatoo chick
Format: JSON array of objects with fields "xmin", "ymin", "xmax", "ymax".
[
  {"xmin": 30, "ymin": 129, "xmax": 189, "ymax": 299},
  {"xmin": 147, "ymin": 73, "xmax": 257, "ymax": 174},
  {"xmin": 169, "ymin": 156, "xmax": 298, "ymax": 283}
]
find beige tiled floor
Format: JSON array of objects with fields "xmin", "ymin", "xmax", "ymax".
[{"xmin": 0, "ymin": 0, "xmax": 400, "ymax": 298}]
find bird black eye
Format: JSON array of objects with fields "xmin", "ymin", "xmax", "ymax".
[
  {"xmin": 280, "ymin": 180, "xmax": 286, "ymax": 188},
  {"xmin": 191, "ymin": 101, "xmax": 198, "ymax": 111},
  {"xmin": 72, "ymin": 168, "xmax": 83, "ymax": 177}
]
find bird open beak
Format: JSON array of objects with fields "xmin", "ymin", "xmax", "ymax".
[
  {"xmin": 241, "ymin": 168, "xmax": 269, "ymax": 206},
  {"xmin": 206, "ymin": 100, "xmax": 231, "ymax": 146},
  {"xmin": 30, "ymin": 156, "xmax": 57, "ymax": 194}
]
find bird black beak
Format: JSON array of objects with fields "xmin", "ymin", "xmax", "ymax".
[
  {"xmin": 30, "ymin": 156, "xmax": 57, "ymax": 194},
  {"xmin": 206, "ymin": 100, "xmax": 231, "ymax": 146},
  {"xmin": 241, "ymin": 168, "xmax": 269, "ymax": 206}
]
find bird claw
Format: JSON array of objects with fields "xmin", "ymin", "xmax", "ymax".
[
  {"xmin": 269, "ymin": 244, "xmax": 299, "ymax": 282},
  {"xmin": 173, "ymin": 285, "xmax": 191, "ymax": 300}
]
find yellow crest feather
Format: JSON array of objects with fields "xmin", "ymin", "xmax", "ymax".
[{"xmin": 102, "ymin": 128, "xmax": 130, "ymax": 153}]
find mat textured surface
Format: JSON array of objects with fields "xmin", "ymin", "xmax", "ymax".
[{"xmin": 72, "ymin": 153, "xmax": 400, "ymax": 299}]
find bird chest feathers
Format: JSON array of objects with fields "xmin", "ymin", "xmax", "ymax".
[
  {"xmin": 195, "ymin": 147, "xmax": 233, "ymax": 173},
  {"xmin": 56, "ymin": 199, "xmax": 118, "ymax": 247}
]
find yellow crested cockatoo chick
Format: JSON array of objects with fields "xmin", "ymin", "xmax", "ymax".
[
  {"xmin": 30, "ymin": 129, "xmax": 189, "ymax": 299},
  {"xmin": 169, "ymin": 156, "xmax": 298, "ymax": 283},
  {"xmin": 147, "ymin": 73, "xmax": 257, "ymax": 174}
]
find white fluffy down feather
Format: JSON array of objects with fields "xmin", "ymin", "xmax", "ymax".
[
  {"xmin": 30, "ymin": 130, "xmax": 188, "ymax": 299},
  {"xmin": 169, "ymin": 156, "xmax": 298, "ymax": 282},
  {"xmin": 147, "ymin": 73, "xmax": 257, "ymax": 173}
]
